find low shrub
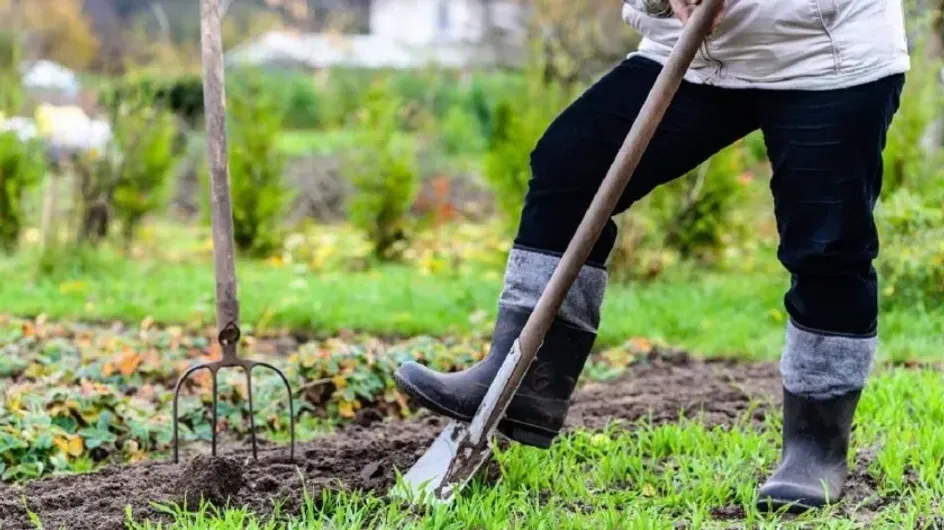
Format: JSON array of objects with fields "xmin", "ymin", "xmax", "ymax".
[
  {"xmin": 876, "ymin": 185, "xmax": 944, "ymax": 308},
  {"xmin": 72, "ymin": 89, "xmax": 178, "ymax": 247},
  {"xmin": 201, "ymin": 75, "xmax": 294, "ymax": 258},
  {"xmin": 341, "ymin": 80, "xmax": 421, "ymax": 261},
  {"xmin": 0, "ymin": 132, "xmax": 46, "ymax": 252},
  {"xmin": 608, "ymin": 142, "xmax": 753, "ymax": 282},
  {"xmin": 482, "ymin": 50, "xmax": 576, "ymax": 228}
]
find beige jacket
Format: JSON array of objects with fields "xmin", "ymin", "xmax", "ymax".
[{"xmin": 621, "ymin": 0, "xmax": 911, "ymax": 90}]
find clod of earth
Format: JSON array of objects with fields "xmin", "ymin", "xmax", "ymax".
[
  {"xmin": 175, "ymin": 455, "xmax": 246, "ymax": 509},
  {"xmin": 0, "ymin": 352, "xmax": 882, "ymax": 530}
]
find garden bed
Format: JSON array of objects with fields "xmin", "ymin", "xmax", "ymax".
[{"xmin": 1, "ymin": 350, "xmax": 896, "ymax": 530}]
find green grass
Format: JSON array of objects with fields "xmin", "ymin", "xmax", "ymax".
[
  {"xmin": 276, "ymin": 129, "xmax": 362, "ymax": 157},
  {"xmin": 123, "ymin": 368, "xmax": 944, "ymax": 529},
  {"xmin": 275, "ymin": 129, "xmax": 423, "ymax": 158},
  {"xmin": 1, "ymin": 250, "xmax": 940, "ymax": 363}
]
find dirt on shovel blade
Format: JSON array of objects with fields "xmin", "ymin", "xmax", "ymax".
[{"xmin": 1, "ymin": 352, "xmax": 791, "ymax": 530}]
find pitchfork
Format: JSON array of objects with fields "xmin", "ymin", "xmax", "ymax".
[{"xmin": 170, "ymin": 0, "xmax": 295, "ymax": 464}]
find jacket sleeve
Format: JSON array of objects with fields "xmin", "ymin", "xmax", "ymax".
[{"xmin": 624, "ymin": 0, "xmax": 675, "ymax": 18}]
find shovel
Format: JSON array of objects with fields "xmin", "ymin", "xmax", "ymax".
[{"xmin": 391, "ymin": 0, "xmax": 726, "ymax": 504}]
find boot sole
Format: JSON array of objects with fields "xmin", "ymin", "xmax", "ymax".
[
  {"xmin": 393, "ymin": 371, "xmax": 557, "ymax": 449},
  {"xmin": 755, "ymin": 496, "xmax": 820, "ymax": 515}
]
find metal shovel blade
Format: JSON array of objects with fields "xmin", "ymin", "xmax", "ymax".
[
  {"xmin": 393, "ymin": 420, "xmax": 494, "ymax": 505},
  {"xmin": 392, "ymin": 340, "xmax": 527, "ymax": 504}
]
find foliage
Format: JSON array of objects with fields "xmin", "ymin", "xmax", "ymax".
[
  {"xmin": 0, "ymin": 132, "xmax": 46, "ymax": 252},
  {"xmin": 341, "ymin": 80, "xmax": 421, "ymax": 261},
  {"xmin": 0, "ymin": 315, "xmax": 510, "ymax": 481},
  {"xmin": 608, "ymin": 142, "xmax": 754, "ymax": 282},
  {"xmin": 881, "ymin": 42, "xmax": 944, "ymax": 198},
  {"xmin": 227, "ymin": 69, "xmax": 325, "ymax": 130},
  {"xmin": 530, "ymin": 0, "xmax": 643, "ymax": 86},
  {"xmin": 482, "ymin": 44, "xmax": 577, "ymax": 228},
  {"xmin": 873, "ymin": 40, "xmax": 944, "ymax": 308},
  {"xmin": 73, "ymin": 88, "xmax": 178, "ymax": 246},
  {"xmin": 200, "ymin": 75, "xmax": 294, "ymax": 258},
  {"xmin": 279, "ymin": 220, "xmax": 510, "ymax": 275},
  {"xmin": 100, "ymin": 74, "xmax": 204, "ymax": 125},
  {"xmin": 0, "ymin": 31, "xmax": 23, "ymax": 115},
  {"xmin": 14, "ymin": 0, "xmax": 100, "ymax": 70},
  {"xmin": 110, "ymin": 93, "xmax": 179, "ymax": 244},
  {"xmin": 658, "ymin": 142, "xmax": 751, "ymax": 260},
  {"xmin": 876, "ymin": 186, "xmax": 944, "ymax": 308},
  {"xmin": 438, "ymin": 105, "xmax": 487, "ymax": 157}
]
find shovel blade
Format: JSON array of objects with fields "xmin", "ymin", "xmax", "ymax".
[
  {"xmin": 391, "ymin": 339, "xmax": 530, "ymax": 505},
  {"xmin": 392, "ymin": 420, "xmax": 494, "ymax": 505}
]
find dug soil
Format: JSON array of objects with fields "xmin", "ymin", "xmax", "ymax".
[{"xmin": 0, "ymin": 352, "xmax": 876, "ymax": 529}]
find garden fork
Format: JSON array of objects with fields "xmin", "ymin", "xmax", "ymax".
[{"xmin": 170, "ymin": 0, "xmax": 295, "ymax": 464}]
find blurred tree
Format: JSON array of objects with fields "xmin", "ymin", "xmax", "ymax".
[
  {"xmin": 528, "ymin": 0, "xmax": 642, "ymax": 87},
  {"xmin": 14, "ymin": 0, "xmax": 100, "ymax": 70}
]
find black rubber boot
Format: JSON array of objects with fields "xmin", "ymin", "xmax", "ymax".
[
  {"xmin": 393, "ymin": 305, "xmax": 596, "ymax": 449},
  {"xmin": 756, "ymin": 387, "xmax": 862, "ymax": 513}
]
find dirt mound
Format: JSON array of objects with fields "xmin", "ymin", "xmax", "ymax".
[
  {"xmin": 176, "ymin": 455, "xmax": 246, "ymax": 509},
  {"xmin": 0, "ymin": 354, "xmax": 784, "ymax": 530}
]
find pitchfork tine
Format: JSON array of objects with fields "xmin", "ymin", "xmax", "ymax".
[
  {"xmin": 172, "ymin": 363, "xmax": 213, "ymax": 464},
  {"xmin": 245, "ymin": 366, "xmax": 257, "ymax": 460},
  {"xmin": 211, "ymin": 368, "xmax": 220, "ymax": 457},
  {"xmin": 252, "ymin": 362, "xmax": 296, "ymax": 462}
]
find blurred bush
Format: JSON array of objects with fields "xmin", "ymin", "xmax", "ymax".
[
  {"xmin": 876, "ymin": 185, "xmax": 944, "ymax": 308},
  {"xmin": 482, "ymin": 43, "xmax": 577, "ymax": 228},
  {"xmin": 200, "ymin": 73, "xmax": 294, "ymax": 258},
  {"xmin": 874, "ymin": 33, "xmax": 944, "ymax": 309},
  {"xmin": 99, "ymin": 74, "xmax": 204, "ymax": 125},
  {"xmin": 73, "ymin": 87, "xmax": 178, "ymax": 247},
  {"xmin": 0, "ymin": 132, "xmax": 46, "ymax": 252},
  {"xmin": 341, "ymin": 79, "xmax": 421, "ymax": 261}
]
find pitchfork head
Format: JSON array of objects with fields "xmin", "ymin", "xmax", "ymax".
[{"xmin": 171, "ymin": 321, "xmax": 295, "ymax": 463}]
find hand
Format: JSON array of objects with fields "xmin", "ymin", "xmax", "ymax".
[{"xmin": 667, "ymin": 0, "xmax": 727, "ymax": 31}]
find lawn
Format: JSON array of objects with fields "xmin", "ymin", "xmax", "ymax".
[{"xmin": 2, "ymin": 227, "xmax": 941, "ymax": 364}]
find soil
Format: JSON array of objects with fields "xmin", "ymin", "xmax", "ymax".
[{"xmin": 0, "ymin": 352, "xmax": 884, "ymax": 530}]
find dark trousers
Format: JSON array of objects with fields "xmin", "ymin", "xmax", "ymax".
[{"xmin": 515, "ymin": 56, "xmax": 905, "ymax": 337}]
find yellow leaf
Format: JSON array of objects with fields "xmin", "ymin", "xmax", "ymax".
[
  {"xmin": 67, "ymin": 435, "xmax": 84, "ymax": 456},
  {"xmin": 53, "ymin": 436, "xmax": 69, "ymax": 454},
  {"xmin": 332, "ymin": 375, "xmax": 346, "ymax": 388},
  {"xmin": 641, "ymin": 484, "xmax": 657, "ymax": 497},
  {"xmin": 338, "ymin": 400, "xmax": 355, "ymax": 418}
]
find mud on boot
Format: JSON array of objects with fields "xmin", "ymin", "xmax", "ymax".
[
  {"xmin": 394, "ymin": 247, "xmax": 605, "ymax": 449},
  {"xmin": 756, "ymin": 387, "xmax": 862, "ymax": 513}
]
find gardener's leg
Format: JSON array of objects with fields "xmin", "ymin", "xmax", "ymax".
[
  {"xmin": 756, "ymin": 73, "xmax": 905, "ymax": 512},
  {"xmin": 395, "ymin": 55, "xmax": 758, "ymax": 448}
]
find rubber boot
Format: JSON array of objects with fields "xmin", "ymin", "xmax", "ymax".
[
  {"xmin": 394, "ymin": 305, "xmax": 596, "ymax": 448},
  {"xmin": 394, "ymin": 247, "xmax": 605, "ymax": 449},
  {"xmin": 756, "ymin": 387, "xmax": 862, "ymax": 513}
]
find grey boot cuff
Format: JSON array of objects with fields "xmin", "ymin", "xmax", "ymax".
[
  {"xmin": 498, "ymin": 248, "xmax": 607, "ymax": 333},
  {"xmin": 780, "ymin": 320, "xmax": 877, "ymax": 401}
]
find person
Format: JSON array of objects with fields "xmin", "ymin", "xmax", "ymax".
[{"xmin": 394, "ymin": 0, "xmax": 909, "ymax": 513}]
